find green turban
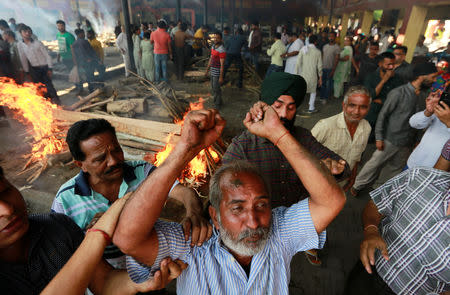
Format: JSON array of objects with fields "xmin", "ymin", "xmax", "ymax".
[{"xmin": 260, "ymin": 72, "xmax": 307, "ymax": 107}]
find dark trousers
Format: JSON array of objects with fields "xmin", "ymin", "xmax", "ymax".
[
  {"xmin": 320, "ymin": 68, "xmax": 333, "ymax": 99},
  {"xmin": 211, "ymin": 75, "xmax": 222, "ymax": 107},
  {"xmin": 175, "ymin": 46, "xmax": 185, "ymax": 80},
  {"xmin": 344, "ymin": 261, "xmax": 396, "ymax": 295},
  {"xmin": 78, "ymin": 60, "xmax": 104, "ymax": 92},
  {"xmin": 265, "ymin": 64, "xmax": 283, "ymax": 79},
  {"xmin": 223, "ymin": 53, "xmax": 243, "ymax": 88},
  {"xmin": 29, "ymin": 65, "xmax": 60, "ymax": 105}
]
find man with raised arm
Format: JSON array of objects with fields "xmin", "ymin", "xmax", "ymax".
[{"xmin": 113, "ymin": 108, "xmax": 346, "ymax": 294}]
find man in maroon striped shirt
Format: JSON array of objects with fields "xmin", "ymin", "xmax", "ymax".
[{"xmin": 205, "ymin": 31, "xmax": 226, "ymax": 108}]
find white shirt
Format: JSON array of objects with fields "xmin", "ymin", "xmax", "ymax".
[
  {"xmin": 248, "ymin": 30, "xmax": 254, "ymax": 48},
  {"xmin": 311, "ymin": 112, "xmax": 372, "ymax": 170},
  {"xmin": 17, "ymin": 39, "xmax": 52, "ymax": 72},
  {"xmin": 284, "ymin": 38, "xmax": 303, "ymax": 75},
  {"xmin": 115, "ymin": 32, "xmax": 128, "ymax": 54},
  {"xmin": 407, "ymin": 111, "xmax": 450, "ymax": 168}
]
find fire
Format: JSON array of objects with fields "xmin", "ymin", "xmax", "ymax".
[
  {"xmin": 0, "ymin": 77, "xmax": 65, "ymax": 161},
  {"xmin": 154, "ymin": 97, "xmax": 220, "ymax": 184}
]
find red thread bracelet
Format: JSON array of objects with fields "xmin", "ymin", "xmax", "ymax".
[
  {"xmin": 87, "ymin": 228, "xmax": 112, "ymax": 244},
  {"xmin": 275, "ymin": 131, "xmax": 289, "ymax": 146}
]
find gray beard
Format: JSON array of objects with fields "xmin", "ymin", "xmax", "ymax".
[{"xmin": 217, "ymin": 215, "xmax": 271, "ymax": 257}]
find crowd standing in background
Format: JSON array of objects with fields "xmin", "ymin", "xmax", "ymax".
[{"xmin": 0, "ymin": 15, "xmax": 449, "ymax": 295}]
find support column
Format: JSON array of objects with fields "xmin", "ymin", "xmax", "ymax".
[
  {"xmin": 360, "ymin": 10, "xmax": 373, "ymax": 36},
  {"xmin": 176, "ymin": 0, "xmax": 181, "ymax": 22},
  {"xmin": 203, "ymin": 0, "xmax": 208, "ymax": 25},
  {"xmin": 231, "ymin": 0, "xmax": 236, "ymax": 29},
  {"xmin": 121, "ymin": 0, "xmax": 135, "ymax": 71},
  {"xmin": 340, "ymin": 13, "xmax": 349, "ymax": 46},
  {"xmin": 401, "ymin": 5, "xmax": 428, "ymax": 62},
  {"xmin": 220, "ymin": 0, "xmax": 224, "ymax": 30}
]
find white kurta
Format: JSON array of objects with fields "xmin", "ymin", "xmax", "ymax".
[
  {"xmin": 284, "ymin": 38, "xmax": 303, "ymax": 75},
  {"xmin": 116, "ymin": 32, "xmax": 131, "ymax": 77},
  {"xmin": 295, "ymin": 44, "xmax": 322, "ymax": 93}
]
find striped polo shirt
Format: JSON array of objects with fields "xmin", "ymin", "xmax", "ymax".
[
  {"xmin": 127, "ymin": 199, "xmax": 326, "ymax": 294},
  {"xmin": 209, "ymin": 44, "xmax": 226, "ymax": 77},
  {"xmin": 52, "ymin": 161, "xmax": 177, "ymax": 269}
]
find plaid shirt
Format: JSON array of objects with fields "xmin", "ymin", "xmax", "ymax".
[
  {"xmin": 371, "ymin": 167, "xmax": 450, "ymax": 295},
  {"xmin": 223, "ymin": 127, "xmax": 350, "ymax": 207}
]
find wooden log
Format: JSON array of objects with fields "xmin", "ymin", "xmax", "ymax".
[
  {"xmin": 118, "ymin": 139, "xmax": 159, "ymax": 152},
  {"xmin": 76, "ymin": 95, "xmax": 115, "ymax": 112},
  {"xmin": 52, "ymin": 109, "xmax": 180, "ymax": 143},
  {"xmin": 184, "ymin": 71, "xmax": 206, "ymax": 77},
  {"xmin": 47, "ymin": 151, "xmax": 72, "ymax": 166},
  {"xmin": 106, "ymin": 98, "xmax": 146, "ymax": 114},
  {"xmin": 67, "ymin": 88, "xmax": 103, "ymax": 111}
]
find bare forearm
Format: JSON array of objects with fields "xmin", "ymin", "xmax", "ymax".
[
  {"xmin": 41, "ymin": 233, "xmax": 107, "ymax": 295},
  {"xmin": 375, "ymin": 80, "xmax": 386, "ymax": 97},
  {"xmin": 169, "ymin": 184, "xmax": 202, "ymax": 215},
  {"xmin": 114, "ymin": 143, "xmax": 196, "ymax": 248},
  {"xmin": 362, "ymin": 200, "xmax": 383, "ymax": 229},
  {"xmin": 101, "ymin": 270, "xmax": 137, "ymax": 295}
]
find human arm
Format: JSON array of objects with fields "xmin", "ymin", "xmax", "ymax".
[
  {"xmin": 168, "ymin": 35, "xmax": 172, "ymax": 60},
  {"xmin": 374, "ymin": 70, "xmax": 393, "ymax": 98},
  {"xmin": 351, "ymin": 57, "xmax": 359, "ymax": 74},
  {"xmin": 267, "ymin": 43, "xmax": 275, "ymax": 56},
  {"xmin": 374, "ymin": 90, "xmax": 399, "ymax": 150},
  {"xmin": 205, "ymin": 55, "xmax": 212, "ymax": 77},
  {"xmin": 317, "ymin": 52, "xmax": 323, "ymax": 86},
  {"xmin": 17, "ymin": 43, "xmax": 30, "ymax": 73},
  {"xmin": 71, "ymin": 44, "xmax": 77, "ymax": 66},
  {"xmin": 219, "ymin": 55, "xmax": 225, "ymax": 84},
  {"xmin": 434, "ymin": 101, "xmax": 450, "ymax": 128},
  {"xmin": 359, "ymin": 200, "xmax": 389, "ymax": 274},
  {"xmin": 113, "ymin": 110, "xmax": 226, "ymax": 266},
  {"xmin": 343, "ymin": 163, "xmax": 359, "ymax": 192},
  {"xmin": 168, "ymin": 184, "xmax": 212, "ymax": 246},
  {"xmin": 243, "ymin": 105, "xmax": 346, "ymax": 234},
  {"xmin": 42, "ymin": 194, "xmax": 187, "ymax": 294}
]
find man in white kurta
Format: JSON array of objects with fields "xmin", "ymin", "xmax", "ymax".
[
  {"xmin": 295, "ymin": 35, "xmax": 322, "ymax": 112},
  {"xmin": 116, "ymin": 26, "xmax": 131, "ymax": 77},
  {"xmin": 283, "ymin": 32, "xmax": 303, "ymax": 75},
  {"xmin": 311, "ymin": 85, "xmax": 372, "ymax": 191}
]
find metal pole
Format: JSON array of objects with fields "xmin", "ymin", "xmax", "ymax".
[
  {"xmin": 176, "ymin": 0, "xmax": 182, "ymax": 22},
  {"xmin": 121, "ymin": 0, "xmax": 136, "ymax": 71},
  {"xmin": 231, "ymin": 0, "xmax": 235, "ymax": 29},
  {"xmin": 240, "ymin": 0, "xmax": 243, "ymax": 26},
  {"xmin": 220, "ymin": 0, "xmax": 224, "ymax": 31},
  {"xmin": 203, "ymin": 0, "xmax": 207, "ymax": 26}
]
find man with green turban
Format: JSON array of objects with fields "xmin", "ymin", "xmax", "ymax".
[{"xmin": 223, "ymin": 72, "xmax": 350, "ymax": 267}]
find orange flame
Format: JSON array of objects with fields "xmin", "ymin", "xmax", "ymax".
[
  {"xmin": 153, "ymin": 97, "xmax": 220, "ymax": 184},
  {"xmin": 0, "ymin": 77, "xmax": 65, "ymax": 161}
]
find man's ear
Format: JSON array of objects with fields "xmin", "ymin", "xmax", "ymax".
[
  {"xmin": 209, "ymin": 205, "xmax": 220, "ymax": 230},
  {"xmin": 74, "ymin": 160, "xmax": 86, "ymax": 172}
]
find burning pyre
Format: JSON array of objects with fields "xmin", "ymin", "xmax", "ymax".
[
  {"xmin": 153, "ymin": 98, "xmax": 222, "ymax": 187},
  {"xmin": 0, "ymin": 77, "xmax": 65, "ymax": 181}
]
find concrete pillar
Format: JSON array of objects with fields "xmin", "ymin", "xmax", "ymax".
[
  {"xmin": 360, "ymin": 10, "xmax": 373, "ymax": 36},
  {"xmin": 176, "ymin": 0, "xmax": 182, "ymax": 22},
  {"xmin": 121, "ymin": 0, "xmax": 135, "ymax": 71},
  {"xmin": 203, "ymin": 0, "xmax": 208, "ymax": 25},
  {"xmin": 402, "ymin": 5, "xmax": 428, "ymax": 62},
  {"xmin": 340, "ymin": 13, "xmax": 350, "ymax": 46}
]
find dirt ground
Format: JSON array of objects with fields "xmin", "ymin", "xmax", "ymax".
[{"xmin": 0, "ymin": 48, "xmax": 379, "ymax": 295}]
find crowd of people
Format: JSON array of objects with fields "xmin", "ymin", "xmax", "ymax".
[{"xmin": 0, "ymin": 15, "xmax": 449, "ymax": 295}]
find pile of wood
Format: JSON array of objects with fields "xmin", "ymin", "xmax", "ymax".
[{"xmin": 12, "ymin": 72, "xmax": 226, "ymax": 183}]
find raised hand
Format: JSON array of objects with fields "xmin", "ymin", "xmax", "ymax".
[
  {"xmin": 180, "ymin": 109, "xmax": 226, "ymax": 153},
  {"xmin": 243, "ymin": 104, "xmax": 287, "ymax": 143}
]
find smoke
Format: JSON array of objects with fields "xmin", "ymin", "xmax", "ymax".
[
  {"xmin": 0, "ymin": 0, "xmax": 120, "ymax": 41},
  {"xmin": 0, "ymin": 0, "xmax": 61, "ymax": 41},
  {"xmin": 79, "ymin": 0, "xmax": 120, "ymax": 35}
]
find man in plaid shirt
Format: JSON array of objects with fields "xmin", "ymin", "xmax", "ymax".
[{"xmin": 354, "ymin": 139, "xmax": 450, "ymax": 295}]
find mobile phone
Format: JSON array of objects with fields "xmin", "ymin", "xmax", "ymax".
[{"xmin": 440, "ymin": 86, "xmax": 450, "ymax": 106}]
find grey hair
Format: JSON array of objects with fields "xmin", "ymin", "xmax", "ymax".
[
  {"xmin": 343, "ymin": 85, "xmax": 371, "ymax": 104},
  {"xmin": 209, "ymin": 160, "xmax": 269, "ymax": 211}
]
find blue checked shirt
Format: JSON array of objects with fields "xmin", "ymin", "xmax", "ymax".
[
  {"xmin": 127, "ymin": 198, "xmax": 326, "ymax": 294},
  {"xmin": 371, "ymin": 167, "xmax": 450, "ymax": 295}
]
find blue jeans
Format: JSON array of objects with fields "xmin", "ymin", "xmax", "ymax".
[
  {"xmin": 250, "ymin": 52, "xmax": 260, "ymax": 73},
  {"xmin": 265, "ymin": 64, "xmax": 283, "ymax": 79},
  {"xmin": 320, "ymin": 68, "xmax": 333, "ymax": 99},
  {"xmin": 154, "ymin": 54, "xmax": 168, "ymax": 82}
]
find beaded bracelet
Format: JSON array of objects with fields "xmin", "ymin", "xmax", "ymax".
[{"xmin": 87, "ymin": 228, "xmax": 112, "ymax": 244}]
